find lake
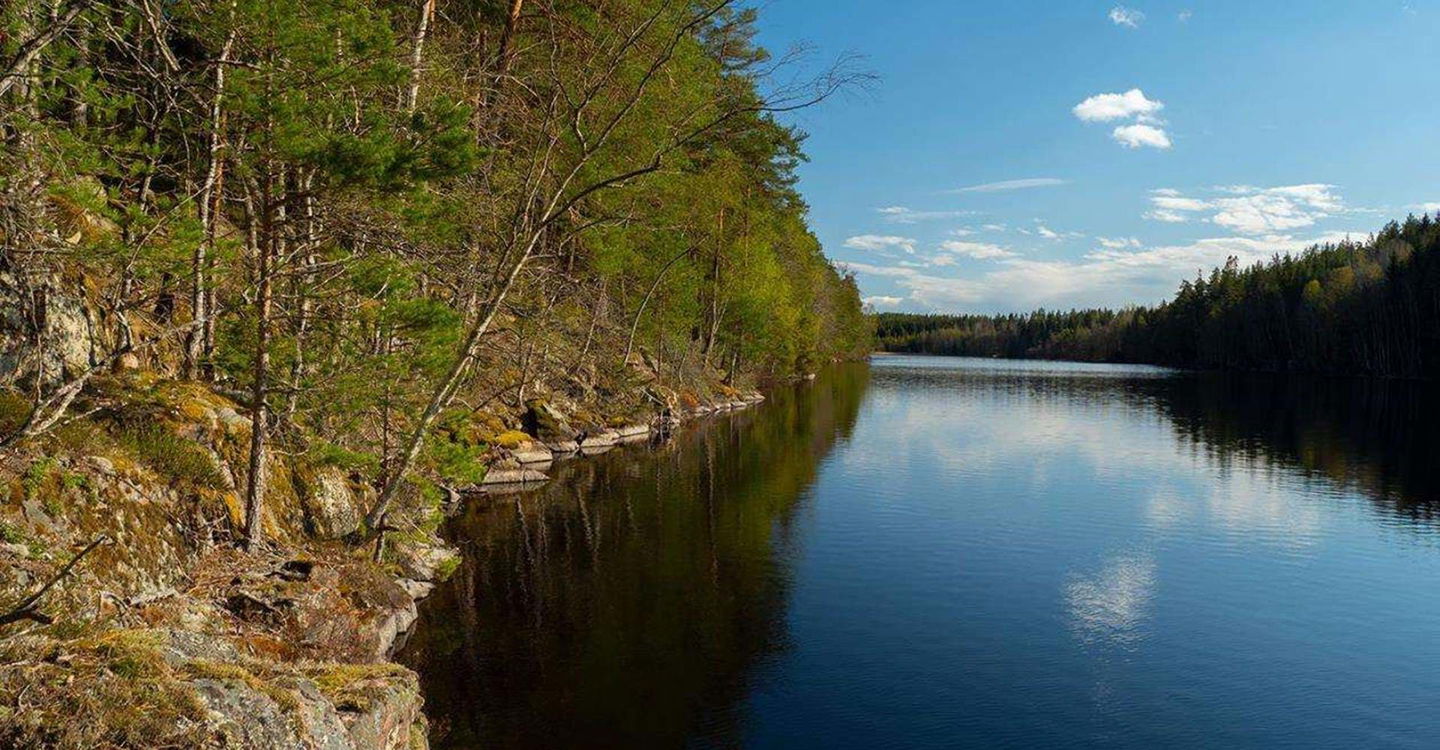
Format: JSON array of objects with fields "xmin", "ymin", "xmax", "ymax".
[{"xmin": 401, "ymin": 355, "xmax": 1440, "ymax": 749}]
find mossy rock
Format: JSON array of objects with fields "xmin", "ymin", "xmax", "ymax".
[{"xmin": 490, "ymin": 430, "xmax": 533, "ymax": 449}]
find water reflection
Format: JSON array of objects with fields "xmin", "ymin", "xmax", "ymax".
[
  {"xmin": 405, "ymin": 357, "xmax": 1440, "ymax": 749},
  {"xmin": 1065, "ymin": 550, "xmax": 1158, "ymax": 648},
  {"xmin": 1138, "ymin": 374, "xmax": 1440, "ymax": 528},
  {"xmin": 401, "ymin": 365, "xmax": 870, "ymax": 749}
]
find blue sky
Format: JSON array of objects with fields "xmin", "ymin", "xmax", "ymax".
[{"xmin": 752, "ymin": 0, "xmax": 1440, "ymax": 313}]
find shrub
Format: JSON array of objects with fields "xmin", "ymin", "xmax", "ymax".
[{"xmin": 112, "ymin": 424, "xmax": 224, "ymax": 489}]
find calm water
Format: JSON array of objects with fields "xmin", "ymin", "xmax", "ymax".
[{"xmin": 401, "ymin": 356, "xmax": 1440, "ymax": 749}]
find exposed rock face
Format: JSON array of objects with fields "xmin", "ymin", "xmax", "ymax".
[
  {"xmin": 338, "ymin": 676, "xmax": 428, "ymax": 750},
  {"xmin": 0, "ymin": 272, "xmax": 103, "ymax": 387},
  {"xmin": 581, "ymin": 428, "xmax": 620, "ymax": 448},
  {"xmin": 391, "ymin": 540, "xmax": 460, "ymax": 584},
  {"xmin": 545, "ymin": 439, "xmax": 580, "ymax": 455},
  {"xmin": 510, "ymin": 440, "xmax": 554, "ymax": 465},
  {"xmin": 523, "ymin": 398, "xmax": 578, "ymax": 442},
  {"xmin": 166, "ymin": 631, "xmax": 428, "ymax": 750},
  {"xmin": 615, "ymin": 424, "xmax": 650, "ymax": 444},
  {"xmin": 479, "ymin": 467, "xmax": 550, "ymax": 485},
  {"xmin": 299, "ymin": 466, "xmax": 367, "ymax": 539}
]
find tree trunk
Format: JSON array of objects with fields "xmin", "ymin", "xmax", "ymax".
[
  {"xmin": 363, "ymin": 230, "xmax": 539, "ymax": 532},
  {"xmin": 242, "ymin": 178, "xmax": 277, "ymax": 551},
  {"xmin": 403, "ymin": 0, "xmax": 437, "ymax": 114},
  {"xmin": 185, "ymin": 26, "xmax": 236, "ymax": 380},
  {"xmin": 702, "ymin": 209, "xmax": 723, "ymax": 366},
  {"xmin": 624, "ymin": 246, "xmax": 691, "ymax": 366}
]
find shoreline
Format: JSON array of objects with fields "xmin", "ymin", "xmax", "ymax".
[{"xmin": 0, "ymin": 372, "xmax": 772, "ymax": 749}]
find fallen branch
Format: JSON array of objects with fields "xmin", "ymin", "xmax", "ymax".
[{"xmin": 0, "ymin": 535, "xmax": 109, "ymax": 629}]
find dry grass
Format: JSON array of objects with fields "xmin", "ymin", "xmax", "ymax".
[{"xmin": 0, "ymin": 631, "xmax": 214, "ymax": 749}]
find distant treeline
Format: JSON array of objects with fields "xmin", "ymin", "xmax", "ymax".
[{"xmin": 874, "ymin": 215, "xmax": 1440, "ymax": 378}]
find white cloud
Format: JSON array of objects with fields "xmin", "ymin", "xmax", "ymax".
[
  {"xmin": 1112, "ymin": 123, "xmax": 1172, "ymax": 149},
  {"xmin": 1178, "ymin": 9, "xmax": 1193, "ymax": 22},
  {"xmin": 1145, "ymin": 184, "xmax": 1346, "ymax": 234},
  {"xmin": 927, "ymin": 254, "xmax": 958, "ymax": 267},
  {"xmin": 1108, "ymin": 5, "xmax": 1145, "ymax": 28},
  {"xmin": 1150, "ymin": 192, "xmax": 1209, "ymax": 211},
  {"xmin": 1097, "ymin": 237, "xmax": 1142, "ymax": 249},
  {"xmin": 952, "ymin": 178, "xmax": 1067, "ymax": 193},
  {"xmin": 1034, "ymin": 223, "xmax": 1084, "ymax": 241},
  {"xmin": 1411, "ymin": 202, "xmax": 1440, "ymax": 213},
  {"xmin": 949, "ymin": 228, "xmax": 976, "ymax": 237},
  {"xmin": 843, "ymin": 234, "xmax": 917, "ymax": 254},
  {"xmin": 939, "ymin": 240, "xmax": 1017, "ymax": 260},
  {"xmin": 862, "ymin": 295, "xmax": 903, "ymax": 308},
  {"xmin": 1075, "ymin": 89, "xmax": 1172, "ymax": 150},
  {"xmin": 875, "ymin": 206, "xmax": 973, "ymax": 224},
  {"xmin": 1073, "ymin": 89, "xmax": 1164, "ymax": 122},
  {"xmin": 981, "ymin": 223, "xmax": 1008, "ymax": 232},
  {"xmin": 842, "ymin": 231, "xmax": 1369, "ymax": 313},
  {"xmin": 1145, "ymin": 209, "xmax": 1188, "ymax": 223},
  {"xmin": 838, "ymin": 261, "xmax": 919, "ymax": 278}
]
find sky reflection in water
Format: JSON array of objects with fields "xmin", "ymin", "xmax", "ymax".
[{"xmin": 406, "ymin": 356, "xmax": 1440, "ymax": 749}]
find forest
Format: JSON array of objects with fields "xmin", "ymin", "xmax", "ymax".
[
  {"xmin": 875, "ymin": 214, "xmax": 1440, "ymax": 379},
  {"xmin": 0, "ymin": 0, "xmax": 868, "ymax": 546}
]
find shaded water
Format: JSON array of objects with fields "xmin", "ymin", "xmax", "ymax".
[{"xmin": 401, "ymin": 356, "xmax": 1440, "ymax": 749}]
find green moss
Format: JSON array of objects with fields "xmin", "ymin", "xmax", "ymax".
[
  {"xmin": 183, "ymin": 660, "xmax": 304, "ymax": 716},
  {"xmin": 52, "ymin": 419, "xmax": 112, "ymax": 457},
  {"xmin": 302, "ymin": 662, "xmax": 412, "ymax": 713},
  {"xmin": 0, "ymin": 631, "xmax": 213, "ymax": 748},
  {"xmin": 434, "ymin": 554, "xmax": 461, "ymax": 581},
  {"xmin": 491, "ymin": 429, "xmax": 531, "ymax": 449},
  {"xmin": 111, "ymin": 423, "xmax": 224, "ymax": 489},
  {"xmin": 22, "ymin": 457, "xmax": 58, "ymax": 498},
  {"xmin": 0, "ymin": 390, "xmax": 30, "ymax": 437},
  {"xmin": 0, "ymin": 520, "xmax": 25, "ymax": 545}
]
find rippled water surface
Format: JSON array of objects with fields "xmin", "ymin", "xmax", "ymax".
[{"xmin": 402, "ymin": 356, "xmax": 1440, "ymax": 749}]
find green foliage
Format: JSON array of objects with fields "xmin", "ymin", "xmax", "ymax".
[
  {"xmin": 308, "ymin": 440, "xmax": 380, "ymax": 474},
  {"xmin": 0, "ymin": 521, "xmax": 25, "ymax": 545},
  {"xmin": 110, "ymin": 423, "xmax": 224, "ymax": 489},
  {"xmin": 3, "ymin": 0, "xmax": 867, "ymax": 503},
  {"xmin": 876, "ymin": 214, "xmax": 1440, "ymax": 378}
]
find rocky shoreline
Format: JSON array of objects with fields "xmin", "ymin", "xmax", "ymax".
[{"xmin": 0, "ymin": 371, "xmax": 767, "ymax": 749}]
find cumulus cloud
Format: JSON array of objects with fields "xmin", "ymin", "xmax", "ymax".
[
  {"xmin": 1073, "ymin": 89, "xmax": 1164, "ymax": 122},
  {"xmin": 1097, "ymin": 236, "xmax": 1142, "ymax": 249},
  {"xmin": 862, "ymin": 295, "xmax": 903, "ymax": 308},
  {"xmin": 1108, "ymin": 5, "xmax": 1145, "ymax": 28},
  {"xmin": 1075, "ymin": 89, "xmax": 1172, "ymax": 150},
  {"xmin": 1112, "ymin": 123, "xmax": 1172, "ymax": 149},
  {"xmin": 1144, "ymin": 184, "xmax": 1345, "ymax": 234},
  {"xmin": 952, "ymin": 178, "xmax": 1067, "ymax": 193},
  {"xmin": 843, "ymin": 234, "xmax": 917, "ymax": 254},
  {"xmin": 1178, "ymin": 9, "xmax": 1193, "ymax": 22},
  {"xmin": 1411, "ymin": 202, "xmax": 1440, "ymax": 213},
  {"xmin": 939, "ymin": 240, "xmax": 1017, "ymax": 260},
  {"xmin": 875, "ymin": 206, "xmax": 974, "ymax": 224}
]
